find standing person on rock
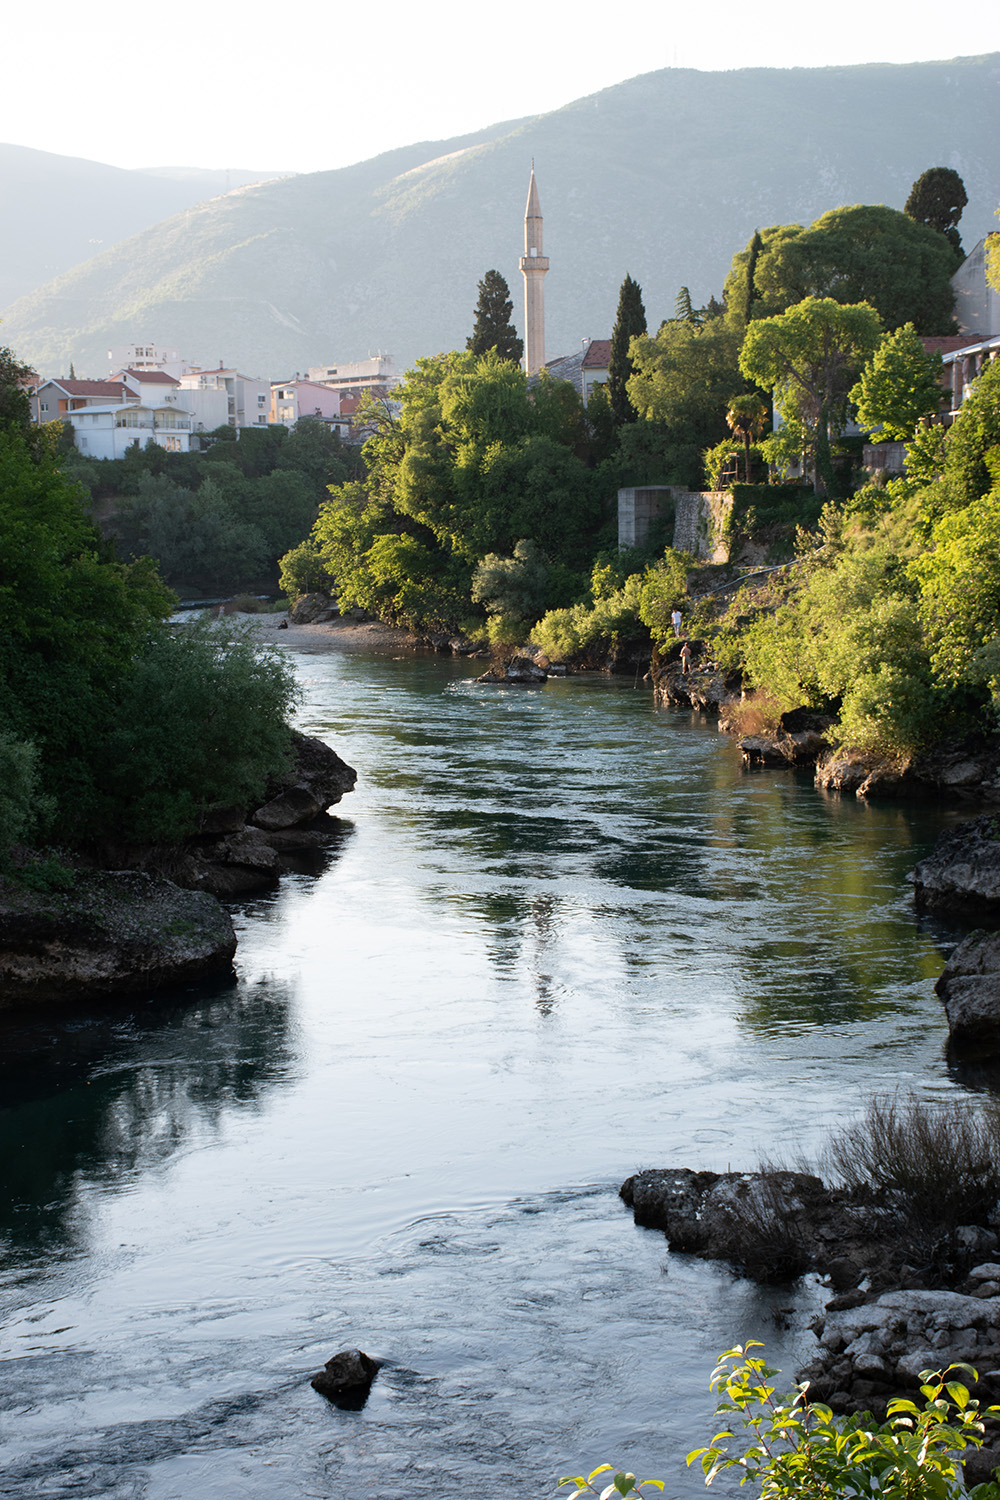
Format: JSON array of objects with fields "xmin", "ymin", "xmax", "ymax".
[
  {"xmin": 679, "ymin": 639, "xmax": 693, "ymax": 675},
  {"xmin": 671, "ymin": 608, "xmax": 683, "ymax": 638}
]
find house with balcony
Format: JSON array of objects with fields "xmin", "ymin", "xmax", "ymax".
[
  {"xmin": 178, "ymin": 366, "xmax": 270, "ymax": 428},
  {"xmin": 65, "ymin": 402, "xmax": 196, "ymax": 459}
]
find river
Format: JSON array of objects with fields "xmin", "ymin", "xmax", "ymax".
[{"xmin": 0, "ymin": 647, "xmax": 984, "ymax": 1498}]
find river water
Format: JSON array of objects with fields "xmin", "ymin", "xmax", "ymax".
[{"xmin": 0, "ymin": 647, "xmax": 987, "ymax": 1498}]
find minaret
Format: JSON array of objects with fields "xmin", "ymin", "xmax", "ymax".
[{"xmin": 519, "ymin": 165, "xmax": 549, "ymax": 376}]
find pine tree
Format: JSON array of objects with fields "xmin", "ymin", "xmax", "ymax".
[
  {"xmin": 905, "ymin": 168, "xmax": 968, "ymax": 260},
  {"xmin": 467, "ymin": 270, "xmax": 523, "ymax": 363},
  {"xmin": 607, "ymin": 273, "xmax": 647, "ymax": 425}
]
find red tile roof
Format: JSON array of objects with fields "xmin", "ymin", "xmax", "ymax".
[
  {"xmin": 121, "ymin": 368, "xmax": 180, "ymax": 384},
  {"xmin": 921, "ymin": 335, "xmax": 983, "ymax": 355},
  {"xmin": 44, "ymin": 378, "xmax": 124, "ymax": 396},
  {"xmin": 582, "ymin": 339, "xmax": 612, "ymax": 368}
]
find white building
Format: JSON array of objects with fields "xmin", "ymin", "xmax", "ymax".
[
  {"xmin": 305, "ymin": 355, "xmax": 398, "ymax": 398},
  {"xmin": 952, "ymin": 236, "xmax": 1000, "ymax": 339},
  {"xmin": 107, "ymin": 343, "xmax": 192, "ymax": 380},
  {"xmin": 178, "ymin": 366, "xmax": 271, "ymax": 427},
  {"xmin": 66, "ymin": 402, "xmax": 196, "ymax": 459}
]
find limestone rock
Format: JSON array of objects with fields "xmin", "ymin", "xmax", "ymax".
[
  {"xmin": 476, "ymin": 657, "xmax": 547, "ymax": 685},
  {"xmin": 911, "ymin": 816, "xmax": 1000, "ymax": 916},
  {"xmin": 289, "ymin": 591, "xmax": 337, "ymax": 624},
  {"xmin": 0, "ymin": 870, "xmax": 236, "ymax": 1006},
  {"xmin": 935, "ymin": 931, "xmax": 1000, "ymax": 1051},
  {"xmin": 251, "ymin": 731, "xmax": 356, "ymax": 830}
]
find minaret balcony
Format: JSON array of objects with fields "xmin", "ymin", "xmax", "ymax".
[{"xmin": 519, "ymin": 255, "xmax": 549, "ymax": 272}]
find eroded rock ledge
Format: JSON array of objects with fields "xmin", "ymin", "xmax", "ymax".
[
  {"xmin": 0, "ymin": 870, "xmax": 237, "ymax": 1007},
  {"xmin": 620, "ymin": 1166, "xmax": 1000, "ymax": 1430}
]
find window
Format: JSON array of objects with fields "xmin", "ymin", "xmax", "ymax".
[
  {"xmin": 257, "ymin": 394, "xmax": 266, "ymax": 406},
  {"xmin": 40, "ymin": 402, "xmax": 49, "ymax": 412},
  {"xmin": 257, "ymin": 416, "xmax": 268, "ymax": 425}
]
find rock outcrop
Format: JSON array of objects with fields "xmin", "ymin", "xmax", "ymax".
[
  {"xmin": 157, "ymin": 733, "xmax": 356, "ymax": 898},
  {"xmin": 911, "ymin": 816, "xmax": 1000, "ymax": 916},
  {"xmin": 289, "ymin": 592, "xmax": 340, "ymax": 624},
  {"xmin": 0, "ymin": 870, "xmax": 237, "ymax": 1007},
  {"xmin": 622, "ymin": 1165, "xmax": 1000, "ymax": 1420},
  {"xmin": 935, "ymin": 932, "xmax": 1000, "ymax": 1053},
  {"xmin": 477, "ymin": 656, "xmax": 547, "ymax": 686},
  {"xmin": 800, "ymin": 1278, "xmax": 1000, "ymax": 1420}
]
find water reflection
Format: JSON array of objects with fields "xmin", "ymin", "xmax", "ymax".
[{"xmin": 0, "ymin": 975, "xmax": 298, "ymax": 1261}]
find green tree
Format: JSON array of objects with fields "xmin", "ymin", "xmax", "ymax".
[
  {"xmin": 467, "ymin": 269, "xmax": 523, "ymax": 363},
  {"xmin": 724, "ymin": 207, "xmax": 958, "ymax": 334},
  {"xmin": 739, "ymin": 297, "xmax": 883, "ymax": 493},
  {"xmin": 905, "ymin": 167, "xmax": 968, "ymax": 258},
  {"xmin": 742, "ymin": 229, "xmax": 764, "ymax": 326},
  {"xmin": 471, "ymin": 539, "xmax": 549, "ymax": 621},
  {"xmin": 607, "ymin": 274, "xmax": 648, "ymax": 425},
  {"xmin": 627, "ymin": 317, "xmax": 743, "ymax": 485},
  {"xmin": 725, "ymin": 393, "xmax": 769, "ymax": 482},
  {"xmin": 850, "ymin": 323, "xmax": 944, "ymax": 441}
]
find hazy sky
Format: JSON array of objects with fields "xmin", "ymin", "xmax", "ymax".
[{"xmin": 4, "ymin": 0, "xmax": 998, "ymax": 176}]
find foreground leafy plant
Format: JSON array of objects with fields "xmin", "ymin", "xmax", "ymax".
[
  {"xmin": 690, "ymin": 1343, "xmax": 1000, "ymax": 1499},
  {"xmin": 558, "ymin": 1464, "xmax": 664, "ymax": 1498},
  {"xmin": 560, "ymin": 1344, "xmax": 1000, "ymax": 1500}
]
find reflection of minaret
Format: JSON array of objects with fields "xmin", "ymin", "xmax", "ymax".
[{"xmin": 519, "ymin": 164, "xmax": 549, "ymax": 375}]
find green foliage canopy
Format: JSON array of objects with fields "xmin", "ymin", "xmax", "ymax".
[
  {"xmin": 725, "ymin": 206, "xmax": 958, "ymax": 334},
  {"xmin": 850, "ymin": 323, "xmax": 944, "ymax": 442}
]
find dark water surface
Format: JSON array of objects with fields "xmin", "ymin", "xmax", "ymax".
[{"xmin": 0, "ymin": 651, "xmax": 983, "ymax": 1497}]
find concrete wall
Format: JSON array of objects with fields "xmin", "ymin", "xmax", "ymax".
[
  {"xmin": 617, "ymin": 487, "xmax": 674, "ymax": 549},
  {"xmin": 953, "ymin": 237, "xmax": 1000, "ymax": 337},
  {"xmin": 618, "ymin": 485, "xmax": 732, "ymax": 562}
]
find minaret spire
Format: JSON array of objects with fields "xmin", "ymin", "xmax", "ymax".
[{"xmin": 519, "ymin": 165, "xmax": 549, "ymax": 376}]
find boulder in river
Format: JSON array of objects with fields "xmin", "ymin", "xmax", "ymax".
[
  {"xmin": 311, "ymin": 1348, "xmax": 380, "ymax": 1406},
  {"xmin": 0, "ymin": 869, "xmax": 236, "ymax": 1007},
  {"xmin": 477, "ymin": 657, "xmax": 547, "ymax": 685}
]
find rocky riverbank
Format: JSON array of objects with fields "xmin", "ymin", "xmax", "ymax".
[
  {"xmin": 620, "ymin": 1165, "xmax": 1000, "ymax": 1446},
  {"xmin": 651, "ymin": 647, "xmax": 1000, "ymax": 803},
  {"xmin": 0, "ymin": 731, "xmax": 357, "ymax": 1005},
  {"xmin": 0, "ymin": 870, "xmax": 237, "ymax": 1007}
]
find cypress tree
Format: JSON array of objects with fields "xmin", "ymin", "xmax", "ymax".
[
  {"xmin": 905, "ymin": 167, "xmax": 968, "ymax": 260},
  {"xmin": 742, "ymin": 230, "xmax": 763, "ymax": 327},
  {"xmin": 467, "ymin": 270, "xmax": 524, "ymax": 364},
  {"xmin": 607, "ymin": 273, "xmax": 647, "ymax": 425}
]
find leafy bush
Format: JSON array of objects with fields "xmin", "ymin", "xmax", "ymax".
[
  {"xmin": 279, "ymin": 538, "xmax": 334, "ymax": 599},
  {"xmin": 690, "ymin": 1344, "xmax": 1000, "ymax": 1500},
  {"xmin": 0, "ymin": 732, "xmax": 51, "ymax": 858},
  {"xmin": 561, "ymin": 1345, "xmax": 1000, "ymax": 1500},
  {"xmin": 84, "ymin": 620, "xmax": 298, "ymax": 843}
]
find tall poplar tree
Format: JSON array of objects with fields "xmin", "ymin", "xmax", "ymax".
[
  {"xmin": 467, "ymin": 270, "xmax": 524, "ymax": 364},
  {"xmin": 607, "ymin": 273, "xmax": 647, "ymax": 425}
]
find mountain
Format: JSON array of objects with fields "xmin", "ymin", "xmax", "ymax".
[
  {"xmin": 4, "ymin": 55, "xmax": 999, "ymax": 380},
  {"xmin": 0, "ymin": 145, "xmax": 287, "ymax": 307}
]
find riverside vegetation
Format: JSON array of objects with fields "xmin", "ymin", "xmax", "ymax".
[
  {"xmin": 276, "ymin": 188, "xmax": 1000, "ymax": 774},
  {"xmin": 0, "ymin": 345, "xmax": 299, "ymax": 881}
]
